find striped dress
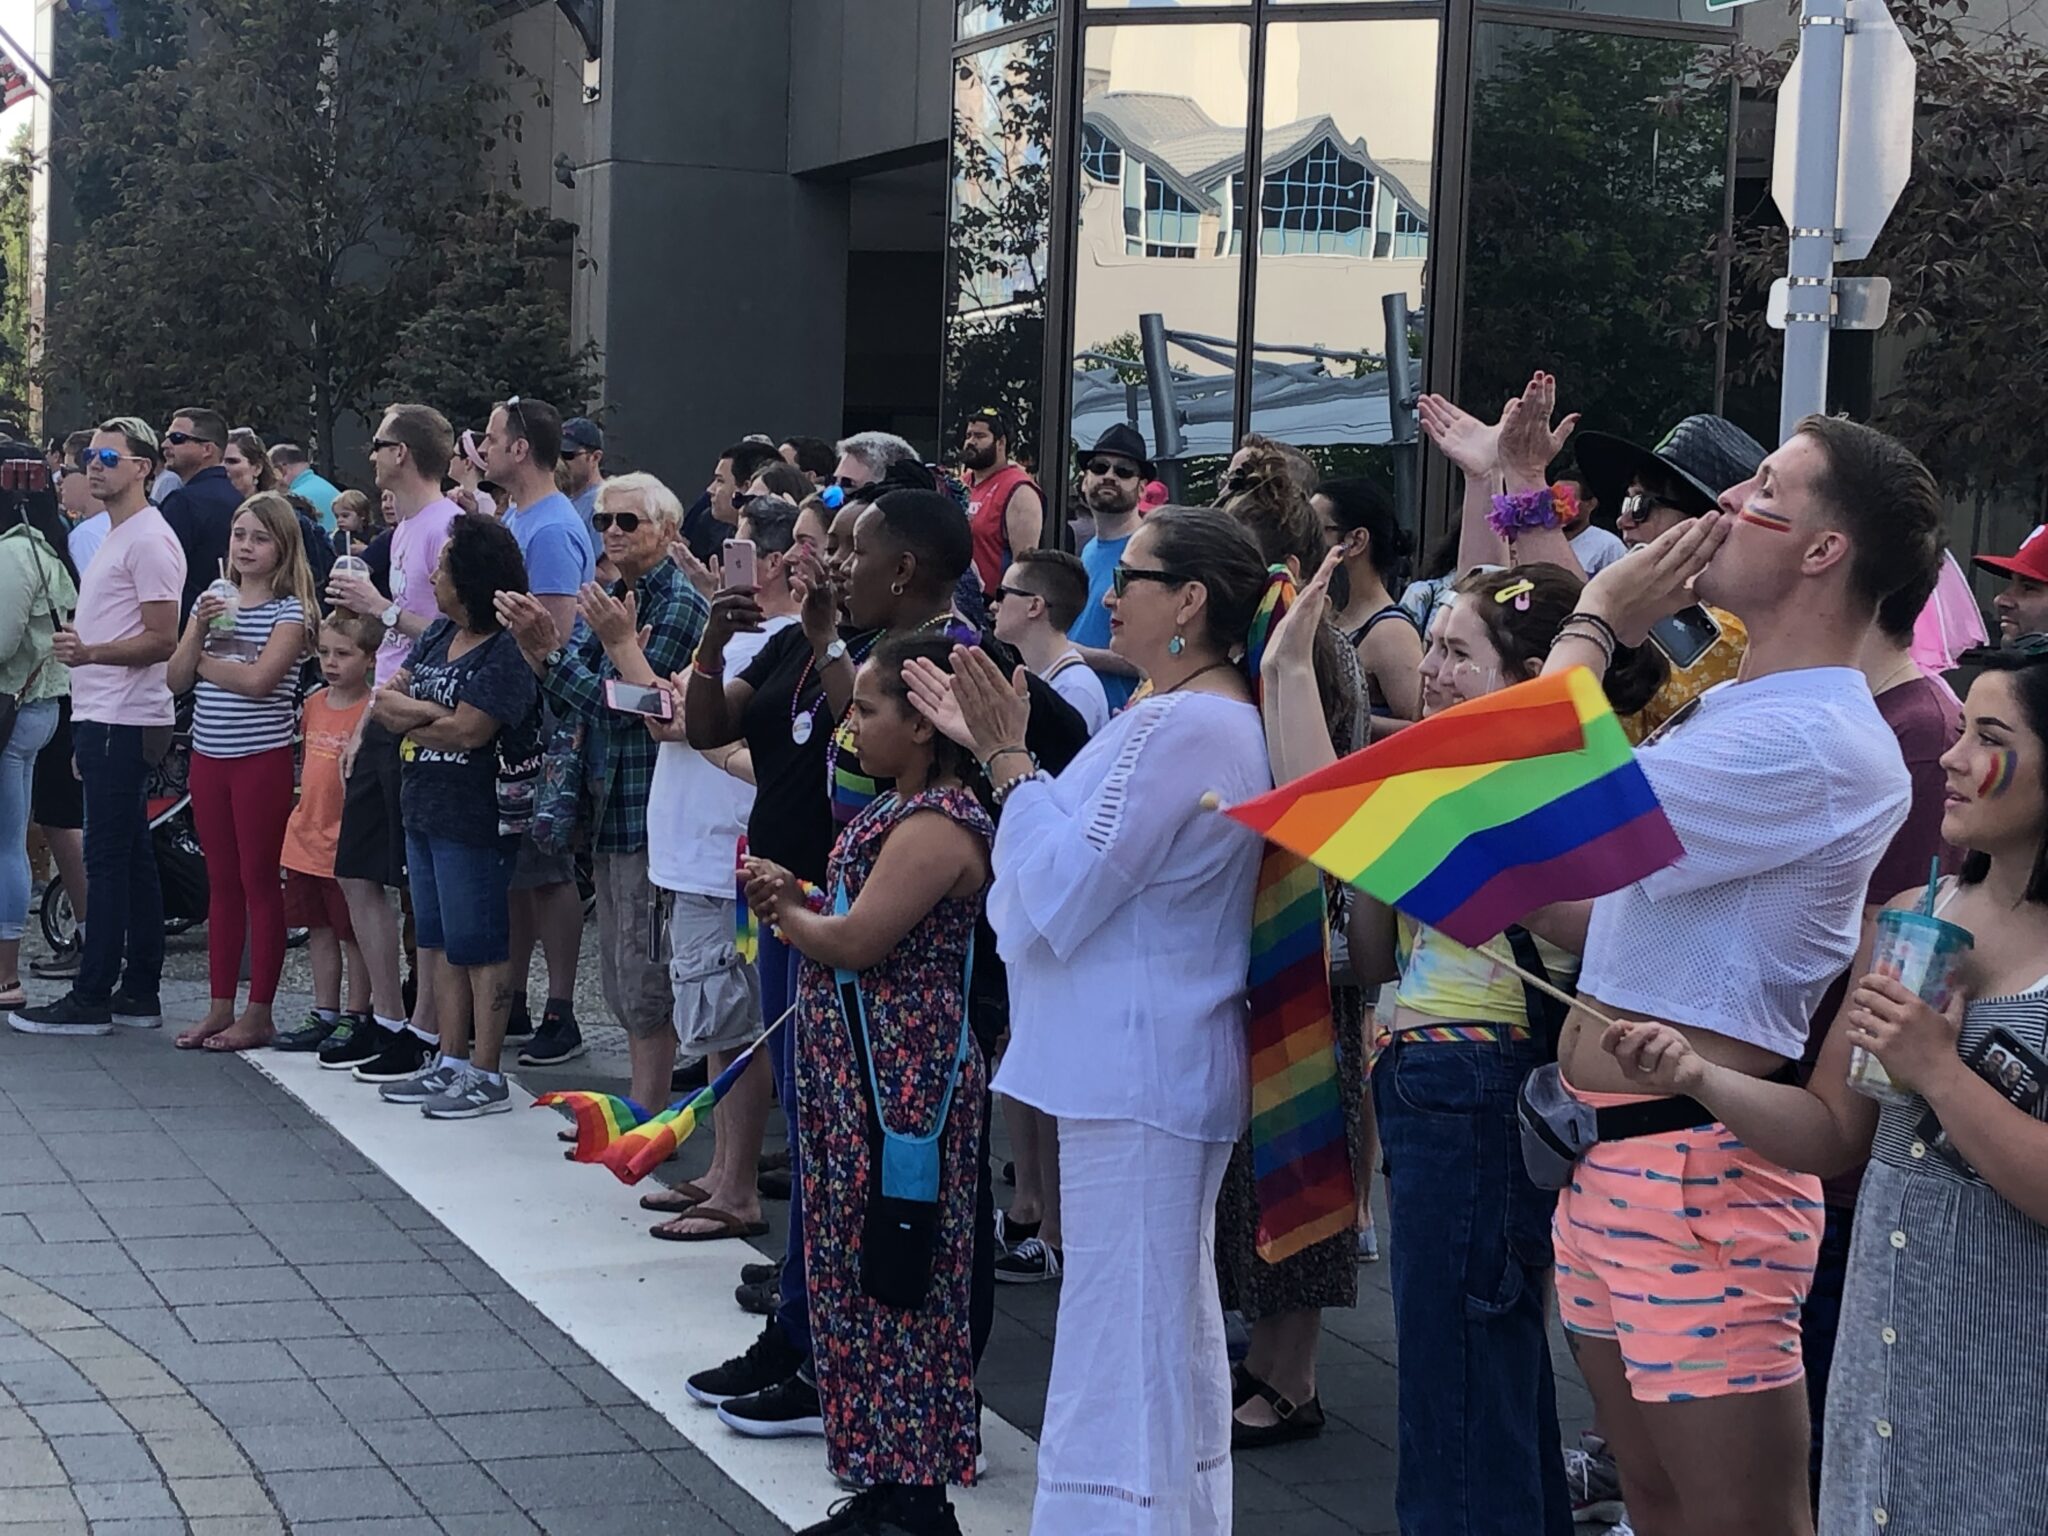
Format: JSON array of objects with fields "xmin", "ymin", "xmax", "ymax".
[{"xmin": 1819, "ymin": 971, "xmax": 2048, "ymax": 1535}]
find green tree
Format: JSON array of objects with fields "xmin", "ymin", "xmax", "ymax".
[
  {"xmin": 1721, "ymin": 0, "xmax": 2048, "ymax": 507},
  {"xmin": 40, "ymin": 0, "xmax": 588, "ymax": 466},
  {"xmin": 1460, "ymin": 28, "xmax": 1730, "ymax": 454},
  {"xmin": 0, "ymin": 127, "xmax": 35, "ymax": 418}
]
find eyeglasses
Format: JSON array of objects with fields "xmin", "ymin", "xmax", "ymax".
[
  {"xmin": 367, "ymin": 437, "xmax": 402, "ymax": 455},
  {"xmin": 995, "ymin": 585, "xmax": 1038, "ymax": 604},
  {"xmin": 591, "ymin": 511, "xmax": 644, "ymax": 533},
  {"xmin": 1085, "ymin": 459, "xmax": 1140, "ymax": 482},
  {"xmin": 1110, "ymin": 564, "xmax": 1189, "ymax": 599},
  {"xmin": 1618, "ymin": 491, "xmax": 1687, "ymax": 527},
  {"xmin": 80, "ymin": 448, "xmax": 128, "ymax": 470}
]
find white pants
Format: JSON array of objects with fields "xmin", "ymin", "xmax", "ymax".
[{"xmin": 1032, "ymin": 1117, "xmax": 1234, "ymax": 1535}]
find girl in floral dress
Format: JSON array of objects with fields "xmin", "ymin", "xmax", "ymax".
[{"xmin": 745, "ymin": 633, "xmax": 993, "ymax": 1536}]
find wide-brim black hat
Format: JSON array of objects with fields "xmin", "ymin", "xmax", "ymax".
[
  {"xmin": 1575, "ymin": 415, "xmax": 1767, "ymax": 517},
  {"xmin": 1076, "ymin": 422, "xmax": 1156, "ymax": 482}
]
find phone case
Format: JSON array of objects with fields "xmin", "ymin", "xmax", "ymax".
[{"xmin": 1917, "ymin": 1027, "xmax": 2048, "ymax": 1173}]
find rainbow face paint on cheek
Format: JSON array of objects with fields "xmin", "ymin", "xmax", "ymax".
[
  {"xmin": 1736, "ymin": 503, "xmax": 1793, "ymax": 533},
  {"xmin": 1978, "ymin": 749, "xmax": 2018, "ymax": 799}
]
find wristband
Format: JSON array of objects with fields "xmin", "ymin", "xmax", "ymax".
[
  {"xmin": 691, "ymin": 653, "xmax": 723, "ymax": 681},
  {"xmin": 1565, "ymin": 610, "xmax": 1620, "ymax": 649},
  {"xmin": 1488, "ymin": 486, "xmax": 1567, "ymax": 542},
  {"xmin": 981, "ymin": 744, "xmax": 1034, "ymax": 777}
]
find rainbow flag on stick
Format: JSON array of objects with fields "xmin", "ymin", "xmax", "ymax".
[
  {"xmin": 1226, "ymin": 668, "xmax": 1683, "ymax": 949},
  {"xmin": 734, "ymin": 837, "xmax": 759, "ymax": 965},
  {"xmin": 532, "ymin": 1092, "xmax": 649, "ymax": 1163}
]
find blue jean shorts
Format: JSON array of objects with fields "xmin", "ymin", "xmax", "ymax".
[{"xmin": 404, "ymin": 830, "xmax": 516, "ymax": 966}]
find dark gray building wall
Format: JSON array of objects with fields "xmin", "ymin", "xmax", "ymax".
[{"xmin": 787, "ymin": 0, "xmax": 952, "ymax": 174}]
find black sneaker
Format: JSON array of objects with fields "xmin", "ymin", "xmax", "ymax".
[
  {"xmin": 716, "ymin": 1372, "xmax": 824, "ymax": 1438},
  {"xmin": 757, "ymin": 1167, "xmax": 791, "ymax": 1201},
  {"xmin": 798, "ymin": 1487, "xmax": 963, "ymax": 1536},
  {"xmin": 504, "ymin": 997, "xmax": 533, "ymax": 1039},
  {"xmin": 739, "ymin": 1259, "xmax": 780, "ymax": 1287},
  {"xmin": 352, "ymin": 1030, "xmax": 434, "ymax": 1083},
  {"xmin": 319, "ymin": 1019, "xmax": 390, "ymax": 1071},
  {"xmin": 517, "ymin": 1003, "xmax": 585, "ymax": 1066},
  {"xmin": 735, "ymin": 1276, "xmax": 779, "ymax": 1316},
  {"xmin": 685, "ymin": 1323, "xmax": 803, "ymax": 1407},
  {"xmin": 274, "ymin": 1011, "xmax": 342, "ymax": 1052},
  {"xmin": 108, "ymin": 992, "xmax": 162, "ymax": 1030},
  {"xmin": 8, "ymin": 992, "xmax": 112, "ymax": 1037}
]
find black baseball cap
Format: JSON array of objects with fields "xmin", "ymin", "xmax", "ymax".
[{"xmin": 561, "ymin": 417, "xmax": 604, "ymax": 453}]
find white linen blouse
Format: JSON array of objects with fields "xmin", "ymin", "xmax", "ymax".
[{"xmin": 989, "ymin": 691, "xmax": 1273, "ymax": 1145}]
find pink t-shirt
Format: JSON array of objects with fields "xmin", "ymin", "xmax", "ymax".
[
  {"xmin": 376, "ymin": 496, "xmax": 461, "ymax": 688},
  {"xmin": 70, "ymin": 506, "xmax": 186, "ymax": 726}
]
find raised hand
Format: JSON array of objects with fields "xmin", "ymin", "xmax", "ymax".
[
  {"xmin": 1581, "ymin": 510, "xmax": 1729, "ymax": 645},
  {"xmin": 950, "ymin": 643, "xmax": 1031, "ymax": 765},
  {"xmin": 1265, "ymin": 547, "xmax": 1338, "ymax": 676},
  {"xmin": 902, "ymin": 656, "xmax": 972, "ymax": 749},
  {"xmin": 1497, "ymin": 371, "xmax": 1581, "ymax": 489},
  {"xmin": 1417, "ymin": 394, "xmax": 1505, "ymax": 480}
]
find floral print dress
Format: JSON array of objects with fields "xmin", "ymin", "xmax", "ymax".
[{"xmin": 796, "ymin": 784, "xmax": 993, "ymax": 1489}]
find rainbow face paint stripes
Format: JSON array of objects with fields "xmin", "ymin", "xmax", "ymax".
[
  {"xmin": 1978, "ymin": 749, "xmax": 2018, "ymax": 799},
  {"xmin": 1736, "ymin": 504, "xmax": 1793, "ymax": 533}
]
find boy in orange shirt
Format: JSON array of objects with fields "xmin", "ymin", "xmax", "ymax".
[{"xmin": 275, "ymin": 612, "xmax": 382, "ymax": 1051}]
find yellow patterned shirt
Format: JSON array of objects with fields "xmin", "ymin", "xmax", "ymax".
[{"xmin": 1622, "ymin": 607, "xmax": 1748, "ymax": 745}]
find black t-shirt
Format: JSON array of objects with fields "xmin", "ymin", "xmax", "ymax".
[
  {"xmin": 739, "ymin": 625, "xmax": 841, "ymax": 884},
  {"xmin": 397, "ymin": 620, "xmax": 538, "ymax": 846}
]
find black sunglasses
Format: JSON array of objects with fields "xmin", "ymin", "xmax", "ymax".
[
  {"xmin": 503, "ymin": 394, "xmax": 531, "ymax": 440},
  {"xmin": 1618, "ymin": 491, "xmax": 1688, "ymax": 527},
  {"xmin": 559, "ymin": 447, "xmax": 585, "ymax": 461},
  {"xmin": 163, "ymin": 430, "xmax": 214, "ymax": 447},
  {"xmin": 1110, "ymin": 564, "xmax": 1189, "ymax": 599},
  {"xmin": 367, "ymin": 437, "xmax": 402, "ymax": 455},
  {"xmin": 1085, "ymin": 459, "xmax": 1140, "ymax": 482},
  {"xmin": 995, "ymin": 584, "xmax": 1038, "ymax": 604},
  {"xmin": 591, "ymin": 511, "xmax": 644, "ymax": 533}
]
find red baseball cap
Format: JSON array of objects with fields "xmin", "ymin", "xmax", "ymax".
[{"xmin": 1973, "ymin": 524, "xmax": 2048, "ymax": 583}]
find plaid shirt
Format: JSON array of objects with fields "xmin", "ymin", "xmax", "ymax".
[{"xmin": 542, "ymin": 557, "xmax": 707, "ymax": 853}]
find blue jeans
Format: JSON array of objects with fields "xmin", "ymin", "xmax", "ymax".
[
  {"xmin": 1373, "ymin": 1035, "xmax": 1573, "ymax": 1536},
  {"xmin": 73, "ymin": 720, "xmax": 166, "ymax": 1007},
  {"xmin": 0, "ymin": 698, "xmax": 60, "ymax": 940},
  {"xmin": 404, "ymin": 830, "xmax": 516, "ymax": 966},
  {"xmin": 763, "ymin": 927, "xmax": 812, "ymax": 1361}
]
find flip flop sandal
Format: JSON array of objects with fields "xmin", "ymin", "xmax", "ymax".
[
  {"xmin": 0, "ymin": 985, "xmax": 25, "ymax": 1011},
  {"xmin": 649, "ymin": 1207, "xmax": 771, "ymax": 1243},
  {"xmin": 638, "ymin": 1182, "xmax": 711, "ymax": 1214}
]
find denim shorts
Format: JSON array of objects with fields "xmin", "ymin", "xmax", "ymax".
[{"xmin": 404, "ymin": 830, "xmax": 516, "ymax": 966}]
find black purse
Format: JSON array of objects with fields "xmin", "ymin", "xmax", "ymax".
[{"xmin": 832, "ymin": 880, "xmax": 975, "ymax": 1311}]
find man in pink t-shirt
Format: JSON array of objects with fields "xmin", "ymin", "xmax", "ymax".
[
  {"xmin": 317, "ymin": 403, "xmax": 463, "ymax": 1078},
  {"xmin": 12, "ymin": 418, "xmax": 185, "ymax": 1038}
]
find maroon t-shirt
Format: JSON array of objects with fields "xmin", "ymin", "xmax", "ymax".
[{"xmin": 1804, "ymin": 672, "xmax": 1962, "ymax": 1205}]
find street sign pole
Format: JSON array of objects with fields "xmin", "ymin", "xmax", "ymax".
[{"xmin": 1779, "ymin": 0, "xmax": 1850, "ymax": 442}]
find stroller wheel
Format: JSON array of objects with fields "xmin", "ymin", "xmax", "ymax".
[{"xmin": 39, "ymin": 876, "xmax": 80, "ymax": 954}]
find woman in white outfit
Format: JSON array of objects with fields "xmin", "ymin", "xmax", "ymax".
[{"xmin": 929, "ymin": 506, "xmax": 1274, "ymax": 1534}]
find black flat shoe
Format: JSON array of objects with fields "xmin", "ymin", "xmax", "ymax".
[{"xmin": 1231, "ymin": 1379, "xmax": 1325, "ymax": 1449}]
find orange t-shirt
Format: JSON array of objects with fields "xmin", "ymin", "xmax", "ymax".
[{"xmin": 282, "ymin": 688, "xmax": 369, "ymax": 877}]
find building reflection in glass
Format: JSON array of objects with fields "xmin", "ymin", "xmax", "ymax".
[
  {"xmin": 1068, "ymin": 23, "xmax": 1250, "ymax": 496},
  {"xmin": 1461, "ymin": 25, "xmax": 1729, "ymax": 456},
  {"xmin": 945, "ymin": 27, "xmax": 1055, "ymax": 462},
  {"xmin": 958, "ymin": 0, "xmax": 1054, "ymax": 42},
  {"xmin": 1246, "ymin": 18, "xmax": 1439, "ymax": 492}
]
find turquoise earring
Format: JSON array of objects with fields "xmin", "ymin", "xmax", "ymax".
[{"xmin": 1167, "ymin": 634, "xmax": 1185, "ymax": 656}]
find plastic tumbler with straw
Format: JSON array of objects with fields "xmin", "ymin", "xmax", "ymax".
[
  {"xmin": 203, "ymin": 558, "xmax": 240, "ymax": 633},
  {"xmin": 1848, "ymin": 858, "xmax": 1972, "ymax": 1101}
]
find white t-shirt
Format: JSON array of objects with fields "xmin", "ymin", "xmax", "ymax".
[
  {"xmin": 1044, "ymin": 649, "xmax": 1110, "ymax": 736},
  {"xmin": 1569, "ymin": 523, "xmax": 1629, "ymax": 575},
  {"xmin": 647, "ymin": 616, "xmax": 797, "ymax": 897},
  {"xmin": 67, "ymin": 512, "xmax": 111, "ymax": 573}
]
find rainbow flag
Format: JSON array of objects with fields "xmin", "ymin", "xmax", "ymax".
[
  {"xmin": 1243, "ymin": 569, "xmax": 1356, "ymax": 1265},
  {"xmin": 1227, "ymin": 668, "xmax": 1683, "ymax": 948},
  {"xmin": 734, "ymin": 837, "xmax": 759, "ymax": 964},
  {"xmin": 532, "ymin": 1091, "xmax": 649, "ymax": 1162}
]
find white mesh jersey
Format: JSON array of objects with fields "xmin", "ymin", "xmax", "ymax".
[{"xmin": 1579, "ymin": 666, "xmax": 1910, "ymax": 1058}]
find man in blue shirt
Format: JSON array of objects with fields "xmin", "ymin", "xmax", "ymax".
[
  {"xmin": 1067, "ymin": 424, "xmax": 1150, "ymax": 711},
  {"xmin": 269, "ymin": 442, "xmax": 343, "ymax": 530},
  {"xmin": 157, "ymin": 407, "xmax": 246, "ymax": 615},
  {"xmin": 480, "ymin": 395, "xmax": 595, "ymax": 1065}
]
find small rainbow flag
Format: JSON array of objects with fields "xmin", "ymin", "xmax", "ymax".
[
  {"xmin": 531, "ymin": 1091, "xmax": 649, "ymax": 1162},
  {"xmin": 734, "ymin": 837, "xmax": 759, "ymax": 964},
  {"xmin": 1226, "ymin": 668, "xmax": 1683, "ymax": 948}
]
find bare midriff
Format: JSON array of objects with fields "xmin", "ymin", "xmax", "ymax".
[{"xmin": 1558, "ymin": 995, "xmax": 1793, "ymax": 1095}]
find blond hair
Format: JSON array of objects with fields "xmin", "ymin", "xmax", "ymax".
[
  {"xmin": 233, "ymin": 492, "xmax": 321, "ymax": 647},
  {"xmin": 596, "ymin": 472, "xmax": 683, "ymax": 531}
]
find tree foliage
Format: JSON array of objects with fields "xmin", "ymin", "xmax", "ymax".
[
  {"xmin": 1721, "ymin": 0, "xmax": 2048, "ymax": 504},
  {"xmin": 39, "ymin": 0, "xmax": 593, "ymax": 468},
  {"xmin": 0, "ymin": 128, "xmax": 34, "ymax": 419}
]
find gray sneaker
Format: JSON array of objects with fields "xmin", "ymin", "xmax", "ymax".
[
  {"xmin": 420, "ymin": 1069, "xmax": 511, "ymax": 1120},
  {"xmin": 379, "ymin": 1061, "xmax": 464, "ymax": 1105}
]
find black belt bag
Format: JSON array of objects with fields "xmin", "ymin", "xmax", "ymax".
[
  {"xmin": 833, "ymin": 881, "xmax": 974, "ymax": 1312},
  {"xmin": 1516, "ymin": 1060, "xmax": 1799, "ymax": 1190}
]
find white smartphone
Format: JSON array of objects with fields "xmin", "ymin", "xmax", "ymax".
[
  {"xmin": 723, "ymin": 537, "xmax": 758, "ymax": 591},
  {"xmin": 603, "ymin": 679, "xmax": 674, "ymax": 720}
]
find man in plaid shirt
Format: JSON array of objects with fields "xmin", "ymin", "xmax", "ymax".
[{"xmin": 499, "ymin": 472, "xmax": 708, "ymax": 1114}]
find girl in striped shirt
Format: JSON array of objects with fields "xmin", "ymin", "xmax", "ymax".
[{"xmin": 167, "ymin": 492, "xmax": 316, "ymax": 1051}]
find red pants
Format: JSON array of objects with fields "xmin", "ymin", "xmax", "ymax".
[{"xmin": 189, "ymin": 746, "xmax": 296, "ymax": 1006}]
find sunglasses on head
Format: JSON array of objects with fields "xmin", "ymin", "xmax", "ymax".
[
  {"xmin": 1110, "ymin": 564, "xmax": 1189, "ymax": 599},
  {"xmin": 503, "ymin": 395, "xmax": 531, "ymax": 441},
  {"xmin": 592, "ymin": 511, "xmax": 644, "ymax": 533},
  {"xmin": 1085, "ymin": 458, "xmax": 1140, "ymax": 481}
]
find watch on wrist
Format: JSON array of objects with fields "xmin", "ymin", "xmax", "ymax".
[
  {"xmin": 820, "ymin": 638, "xmax": 849, "ymax": 665},
  {"xmin": 379, "ymin": 602, "xmax": 401, "ymax": 628},
  {"xmin": 544, "ymin": 647, "xmax": 567, "ymax": 670}
]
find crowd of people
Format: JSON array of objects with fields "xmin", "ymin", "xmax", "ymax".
[{"xmin": 0, "ymin": 374, "xmax": 2043, "ymax": 1536}]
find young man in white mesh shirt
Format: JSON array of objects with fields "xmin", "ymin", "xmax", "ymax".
[{"xmin": 1532, "ymin": 415, "xmax": 1944, "ymax": 1536}]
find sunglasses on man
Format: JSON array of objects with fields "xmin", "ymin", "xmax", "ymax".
[
  {"xmin": 592, "ymin": 511, "xmax": 646, "ymax": 533},
  {"xmin": 79, "ymin": 447, "xmax": 135, "ymax": 470},
  {"xmin": 1085, "ymin": 458, "xmax": 1140, "ymax": 482},
  {"xmin": 162, "ymin": 430, "xmax": 216, "ymax": 447}
]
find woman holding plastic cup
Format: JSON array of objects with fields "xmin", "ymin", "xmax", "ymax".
[{"xmin": 1606, "ymin": 650, "xmax": 2048, "ymax": 1534}]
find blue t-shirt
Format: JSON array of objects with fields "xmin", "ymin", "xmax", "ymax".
[
  {"xmin": 1071, "ymin": 532, "xmax": 1136, "ymax": 711},
  {"xmin": 506, "ymin": 491, "xmax": 596, "ymax": 596}
]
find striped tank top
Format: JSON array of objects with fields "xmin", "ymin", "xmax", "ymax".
[{"xmin": 192, "ymin": 595, "xmax": 306, "ymax": 759}]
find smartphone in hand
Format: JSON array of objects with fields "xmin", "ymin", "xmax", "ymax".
[
  {"xmin": 723, "ymin": 538, "xmax": 758, "ymax": 592},
  {"xmin": 603, "ymin": 679, "xmax": 674, "ymax": 721}
]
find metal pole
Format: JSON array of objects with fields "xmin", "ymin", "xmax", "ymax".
[
  {"xmin": 1137, "ymin": 311, "xmax": 1185, "ymax": 500},
  {"xmin": 1381, "ymin": 292, "xmax": 1418, "ymax": 532},
  {"xmin": 1780, "ymin": 0, "xmax": 1849, "ymax": 442}
]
